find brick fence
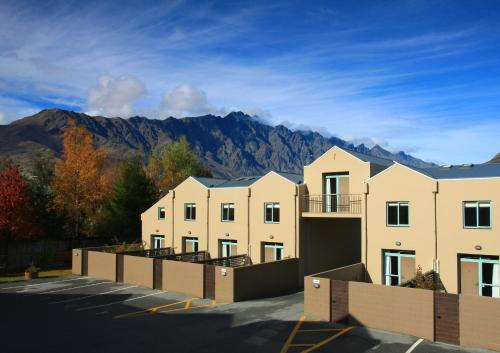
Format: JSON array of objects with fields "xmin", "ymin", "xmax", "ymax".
[{"xmin": 305, "ymin": 269, "xmax": 500, "ymax": 352}]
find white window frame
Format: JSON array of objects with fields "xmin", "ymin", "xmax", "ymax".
[
  {"xmin": 158, "ymin": 207, "xmax": 166, "ymax": 220},
  {"xmin": 152, "ymin": 235, "xmax": 165, "ymax": 249},
  {"xmin": 384, "ymin": 251, "xmax": 416, "ymax": 286},
  {"xmin": 264, "ymin": 242, "xmax": 284, "ymax": 261},
  {"xmin": 386, "ymin": 202, "xmax": 409, "ymax": 227},
  {"xmin": 184, "ymin": 237, "xmax": 199, "ymax": 252},
  {"xmin": 463, "ymin": 201, "xmax": 492, "ymax": 229},
  {"xmin": 221, "ymin": 203, "xmax": 235, "ymax": 222},
  {"xmin": 264, "ymin": 202, "xmax": 280, "ymax": 224},
  {"xmin": 460, "ymin": 256, "xmax": 499, "ymax": 298},
  {"xmin": 221, "ymin": 240, "xmax": 237, "ymax": 257},
  {"xmin": 184, "ymin": 203, "xmax": 196, "ymax": 221}
]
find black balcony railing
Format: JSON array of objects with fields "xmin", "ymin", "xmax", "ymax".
[{"xmin": 302, "ymin": 194, "xmax": 362, "ymax": 214}]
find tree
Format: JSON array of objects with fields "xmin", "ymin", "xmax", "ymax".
[
  {"xmin": 27, "ymin": 156, "xmax": 64, "ymax": 238},
  {"xmin": 52, "ymin": 126, "xmax": 109, "ymax": 237},
  {"xmin": 0, "ymin": 161, "xmax": 38, "ymax": 241},
  {"xmin": 97, "ymin": 157, "xmax": 157, "ymax": 239},
  {"xmin": 148, "ymin": 137, "xmax": 212, "ymax": 195}
]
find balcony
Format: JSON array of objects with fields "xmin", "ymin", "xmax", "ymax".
[{"xmin": 301, "ymin": 194, "xmax": 362, "ymax": 217}]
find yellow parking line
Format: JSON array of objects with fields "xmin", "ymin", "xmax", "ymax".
[
  {"xmin": 289, "ymin": 343, "xmax": 314, "ymax": 347},
  {"xmin": 279, "ymin": 315, "xmax": 305, "ymax": 353},
  {"xmin": 158, "ymin": 300, "xmax": 217, "ymax": 314},
  {"xmin": 300, "ymin": 326, "xmax": 354, "ymax": 353},
  {"xmin": 113, "ymin": 298, "xmax": 195, "ymax": 319},
  {"xmin": 298, "ymin": 328, "xmax": 343, "ymax": 332}
]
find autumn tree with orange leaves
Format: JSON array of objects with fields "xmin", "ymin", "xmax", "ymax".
[
  {"xmin": 0, "ymin": 161, "xmax": 38, "ymax": 241},
  {"xmin": 52, "ymin": 125, "xmax": 109, "ymax": 237}
]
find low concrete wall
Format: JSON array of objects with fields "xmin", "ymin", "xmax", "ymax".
[
  {"xmin": 123, "ymin": 255, "xmax": 154, "ymax": 288},
  {"xmin": 304, "ymin": 275, "xmax": 331, "ymax": 321},
  {"xmin": 216, "ymin": 258, "xmax": 299, "ymax": 303},
  {"xmin": 87, "ymin": 250, "xmax": 116, "ymax": 281},
  {"xmin": 72, "ymin": 249, "xmax": 82, "ymax": 275},
  {"xmin": 312, "ymin": 263, "xmax": 365, "ymax": 281},
  {"xmin": 214, "ymin": 266, "xmax": 234, "ymax": 303},
  {"xmin": 348, "ymin": 282, "xmax": 434, "ymax": 341},
  {"xmin": 460, "ymin": 295, "xmax": 500, "ymax": 352},
  {"xmin": 163, "ymin": 260, "xmax": 204, "ymax": 298}
]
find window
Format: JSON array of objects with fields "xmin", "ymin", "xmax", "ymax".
[
  {"xmin": 264, "ymin": 202, "xmax": 280, "ymax": 223},
  {"xmin": 464, "ymin": 201, "xmax": 491, "ymax": 228},
  {"xmin": 221, "ymin": 203, "xmax": 235, "ymax": 222},
  {"xmin": 384, "ymin": 251, "xmax": 416, "ymax": 286},
  {"xmin": 183, "ymin": 237, "xmax": 199, "ymax": 252},
  {"xmin": 387, "ymin": 202, "xmax": 409, "ymax": 226},
  {"xmin": 460, "ymin": 256, "xmax": 499, "ymax": 298},
  {"xmin": 262, "ymin": 242, "xmax": 284, "ymax": 262},
  {"xmin": 184, "ymin": 203, "xmax": 196, "ymax": 221},
  {"xmin": 158, "ymin": 207, "xmax": 166, "ymax": 220},
  {"xmin": 220, "ymin": 240, "xmax": 237, "ymax": 257},
  {"xmin": 152, "ymin": 235, "xmax": 165, "ymax": 249}
]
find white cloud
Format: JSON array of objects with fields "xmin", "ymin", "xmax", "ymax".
[
  {"xmin": 86, "ymin": 75, "xmax": 145, "ymax": 117},
  {"xmin": 161, "ymin": 84, "xmax": 215, "ymax": 117},
  {"xmin": 0, "ymin": 112, "xmax": 5, "ymax": 124}
]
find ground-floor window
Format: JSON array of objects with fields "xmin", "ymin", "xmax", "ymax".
[
  {"xmin": 261, "ymin": 242, "xmax": 284, "ymax": 262},
  {"xmin": 383, "ymin": 250, "xmax": 416, "ymax": 286},
  {"xmin": 151, "ymin": 235, "xmax": 165, "ymax": 249},
  {"xmin": 220, "ymin": 240, "xmax": 237, "ymax": 257},
  {"xmin": 183, "ymin": 237, "xmax": 199, "ymax": 252},
  {"xmin": 460, "ymin": 255, "xmax": 499, "ymax": 298}
]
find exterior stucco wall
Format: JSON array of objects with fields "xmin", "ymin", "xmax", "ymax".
[
  {"xmin": 162, "ymin": 260, "xmax": 205, "ymax": 298},
  {"xmin": 249, "ymin": 173, "xmax": 299, "ymax": 263},
  {"xmin": 349, "ymin": 282, "xmax": 435, "ymax": 341},
  {"xmin": 72, "ymin": 249, "xmax": 82, "ymax": 275},
  {"xmin": 141, "ymin": 193, "xmax": 172, "ymax": 249},
  {"xmin": 304, "ymin": 275, "xmax": 331, "ymax": 321},
  {"xmin": 87, "ymin": 251, "xmax": 116, "ymax": 281},
  {"xmin": 123, "ymin": 255, "xmax": 153, "ymax": 288},
  {"xmin": 366, "ymin": 164, "xmax": 438, "ymax": 285},
  {"xmin": 208, "ymin": 187, "xmax": 250, "ymax": 257},
  {"xmin": 460, "ymin": 295, "xmax": 500, "ymax": 351},
  {"xmin": 437, "ymin": 178, "xmax": 500, "ymax": 294},
  {"xmin": 172, "ymin": 178, "xmax": 209, "ymax": 253}
]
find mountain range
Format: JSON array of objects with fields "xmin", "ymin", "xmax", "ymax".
[{"xmin": 0, "ymin": 108, "xmax": 440, "ymax": 177}]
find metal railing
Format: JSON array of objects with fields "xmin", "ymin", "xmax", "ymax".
[
  {"xmin": 197, "ymin": 254, "xmax": 252, "ymax": 268},
  {"xmin": 302, "ymin": 194, "xmax": 362, "ymax": 214},
  {"xmin": 165, "ymin": 251, "xmax": 210, "ymax": 262},
  {"xmin": 120, "ymin": 247, "xmax": 173, "ymax": 258}
]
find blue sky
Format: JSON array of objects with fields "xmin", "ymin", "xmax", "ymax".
[{"xmin": 1, "ymin": 0, "xmax": 500, "ymax": 164}]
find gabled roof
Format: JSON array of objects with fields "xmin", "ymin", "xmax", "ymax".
[
  {"xmin": 274, "ymin": 171, "xmax": 304, "ymax": 184},
  {"xmin": 191, "ymin": 176, "xmax": 228, "ymax": 188},
  {"xmin": 337, "ymin": 146, "xmax": 395, "ymax": 167},
  {"xmin": 213, "ymin": 176, "xmax": 262, "ymax": 188},
  {"xmin": 420, "ymin": 163, "xmax": 500, "ymax": 179}
]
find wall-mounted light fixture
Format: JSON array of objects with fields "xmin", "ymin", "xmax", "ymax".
[
  {"xmin": 395, "ymin": 241, "xmax": 401, "ymax": 246},
  {"xmin": 221, "ymin": 268, "xmax": 227, "ymax": 276},
  {"xmin": 188, "ymin": 231, "xmax": 191, "ymax": 235},
  {"xmin": 269, "ymin": 235, "xmax": 274, "ymax": 240},
  {"xmin": 155, "ymin": 229, "xmax": 159, "ymax": 233},
  {"xmin": 313, "ymin": 279, "xmax": 320, "ymax": 288},
  {"xmin": 225, "ymin": 233, "xmax": 229, "ymax": 237},
  {"xmin": 475, "ymin": 245, "xmax": 482, "ymax": 250}
]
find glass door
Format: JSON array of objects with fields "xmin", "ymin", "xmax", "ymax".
[{"xmin": 324, "ymin": 176, "xmax": 338, "ymax": 212}]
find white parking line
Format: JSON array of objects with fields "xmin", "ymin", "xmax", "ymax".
[
  {"xmin": 49, "ymin": 285, "xmax": 138, "ymax": 304},
  {"xmin": 0, "ymin": 277, "xmax": 88, "ymax": 290},
  {"xmin": 405, "ymin": 338, "xmax": 424, "ymax": 353},
  {"xmin": 23, "ymin": 281, "xmax": 110, "ymax": 294},
  {"xmin": 76, "ymin": 292, "xmax": 163, "ymax": 311}
]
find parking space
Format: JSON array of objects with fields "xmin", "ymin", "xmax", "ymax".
[{"xmin": 1, "ymin": 277, "xmax": 497, "ymax": 353}]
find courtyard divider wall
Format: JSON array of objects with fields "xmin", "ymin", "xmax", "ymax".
[
  {"xmin": 162, "ymin": 260, "xmax": 205, "ymax": 298},
  {"xmin": 86, "ymin": 250, "xmax": 117, "ymax": 281},
  {"xmin": 304, "ymin": 265, "xmax": 500, "ymax": 351},
  {"xmin": 122, "ymin": 255, "xmax": 154, "ymax": 288}
]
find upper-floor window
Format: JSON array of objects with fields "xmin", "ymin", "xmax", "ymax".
[
  {"xmin": 184, "ymin": 203, "xmax": 196, "ymax": 221},
  {"xmin": 387, "ymin": 202, "xmax": 409, "ymax": 227},
  {"xmin": 221, "ymin": 203, "xmax": 235, "ymax": 222},
  {"xmin": 158, "ymin": 207, "xmax": 166, "ymax": 220},
  {"xmin": 464, "ymin": 201, "xmax": 491, "ymax": 228},
  {"xmin": 264, "ymin": 202, "xmax": 280, "ymax": 223}
]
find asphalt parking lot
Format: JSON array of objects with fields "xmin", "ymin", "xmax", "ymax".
[{"xmin": 0, "ymin": 276, "xmax": 496, "ymax": 353}]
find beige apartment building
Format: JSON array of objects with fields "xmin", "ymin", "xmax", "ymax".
[{"xmin": 142, "ymin": 146, "xmax": 499, "ymax": 297}]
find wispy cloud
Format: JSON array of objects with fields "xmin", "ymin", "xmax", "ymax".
[{"xmin": 0, "ymin": 0, "xmax": 499, "ymax": 163}]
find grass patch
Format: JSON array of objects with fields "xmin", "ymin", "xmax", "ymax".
[{"xmin": 0, "ymin": 268, "xmax": 72, "ymax": 283}]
